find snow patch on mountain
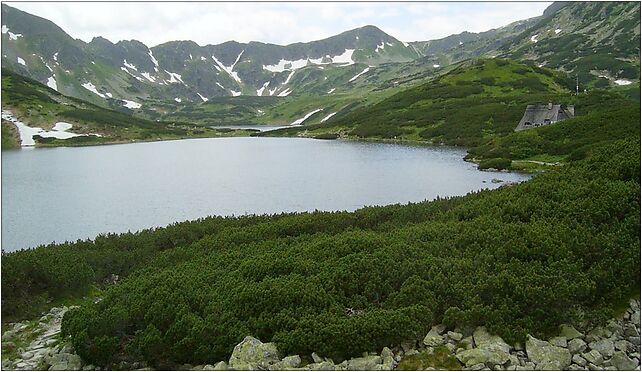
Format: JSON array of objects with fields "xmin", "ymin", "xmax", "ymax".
[
  {"xmin": 2, "ymin": 110, "xmax": 100, "ymax": 146},
  {"xmin": 216, "ymin": 82, "xmax": 225, "ymax": 89},
  {"xmin": 212, "ymin": 51, "xmax": 244, "ymax": 84},
  {"xmin": 141, "ymin": 72, "xmax": 156, "ymax": 83},
  {"xmin": 53, "ymin": 52, "xmax": 58, "ymax": 62},
  {"xmin": 174, "ymin": 98, "xmax": 182, "ymax": 103},
  {"xmin": 375, "ymin": 42, "xmax": 385, "ymax": 52},
  {"xmin": 197, "ymin": 93, "xmax": 208, "ymax": 102},
  {"xmin": 291, "ymin": 109, "xmax": 323, "ymax": 125},
  {"xmin": 278, "ymin": 88, "xmax": 292, "ymax": 97},
  {"xmin": 46, "ymin": 76, "xmax": 57, "ymax": 91},
  {"xmin": 121, "ymin": 67, "xmax": 144, "ymax": 82},
  {"xmin": 230, "ymin": 90, "xmax": 242, "ymax": 97},
  {"xmin": 257, "ymin": 81, "xmax": 270, "ymax": 96},
  {"xmin": 2, "ymin": 25, "xmax": 22, "ymax": 40},
  {"xmin": 349, "ymin": 67, "xmax": 370, "ymax": 82},
  {"xmin": 123, "ymin": 59, "xmax": 138, "ymax": 71},
  {"xmin": 148, "ymin": 50, "xmax": 159, "ymax": 72},
  {"xmin": 263, "ymin": 49, "xmax": 355, "ymax": 72},
  {"xmin": 283, "ymin": 70, "xmax": 296, "ymax": 85},
  {"xmin": 263, "ymin": 58, "xmax": 309, "ymax": 73},
  {"xmin": 433, "ymin": 64, "xmax": 440, "ymax": 68},
  {"xmin": 555, "ymin": 29, "xmax": 562, "ymax": 34},
  {"xmin": 166, "ymin": 71, "xmax": 184, "ymax": 84},
  {"xmin": 17, "ymin": 57, "xmax": 26, "ymax": 66},
  {"xmin": 1, "ymin": 25, "xmax": 7, "ymax": 34},
  {"xmin": 122, "ymin": 100, "xmax": 142, "ymax": 109},
  {"xmin": 327, "ymin": 88, "xmax": 336, "ymax": 94},
  {"xmin": 81, "ymin": 82, "xmax": 108, "ymax": 98},
  {"xmin": 614, "ymin": 79, "xmax": 633, "ymax": 86},
  {"xmin": 332, "ymin": 49, "xmax": 355, "ymax": 65},
  {"xmin": 320, "ymin": 112, "xmax": 337, "ymax": 123},
  {"xmin": 530, "ymin": 34, "xmax": 539, "ymax": 43}
]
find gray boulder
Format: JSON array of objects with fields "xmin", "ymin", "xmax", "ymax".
[
  {"xmin": 448, "ymin": 331, "xmax": 463, "ymax": 342},
  {"xmin": 560, "ymin": 325, "xmax": 585, "ymax": 340},
  {"xmin": 308, "ymin": 361, "xmax": 336, "ymax": 371},
  {"xmin": 228, "ymin": 336, "xmax": 280, "ymax": 370},
  {"xmin": 589, "ymin": 339, "xmax": 615, "ymax": 358},
  {"xmin": 572, "ymin": 354, "xmax": 588, "ymax": 367},
  {"xmin": 632, "ymin": 311, "xmax": 641, "ymax": 326},
  {"xmin": 423, "ymin": 325, "xmax": 446, "ymax": 347},
  {"xmin": 582, "ymin": 350, "xmax": 603, "ymax": 366},
  {"xmin": 456, "ymin": 328, "xmax": 511, "ymax": 368},
  {"xmin": 525, "ymin": 335, "xmax": 571, "ymax": 370},
  {"xmin": 47, "ymin": 353, "xmax": 82, "ymax": 370},
  {"xmin": 270, "ymin": 355, "xmax": 301, "ymax": 370},
  {"xmin": 312, "ymin": 352, "xmax": 323, "ymax": 363},
  {"xmin": 549, "ymin": 337, "xmax": 567, "ymax": 348},
  {"xmin": 346, "ymin": 355, "xmax": 382, "ymax": 370},
  {"xmin": 611, "ymin": 351, "xmax": 639, "ymax": 371},
  {"xmin": 568, "ymin": 338, "xmax": 588, "ymax": 355}
]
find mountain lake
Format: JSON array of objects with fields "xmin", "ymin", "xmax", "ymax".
[{"xmin": 1, "ymin": 137, "xmax": 530, "ymax": 251}]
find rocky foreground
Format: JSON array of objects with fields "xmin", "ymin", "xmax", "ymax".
[{"xmin": 2, "ymin": 300, "xmax": 640, "ymax": 371}]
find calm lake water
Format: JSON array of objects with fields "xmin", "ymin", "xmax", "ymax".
[{"xmin": 1, "ymin": 137, "xmax": 529, "ymax": 251}]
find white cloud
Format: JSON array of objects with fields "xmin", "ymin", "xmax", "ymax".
[{"xmin": 5, "ymin": 2, "xmax": 551, "ymax": 47}]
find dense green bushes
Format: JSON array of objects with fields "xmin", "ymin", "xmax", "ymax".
[
  {"xmin": 478, "ymin": 158, "xmax": 512, "ymax": 170},
  {"xmin": 51, "ymin": 139, "xmax": 642, "ymax": 367}
]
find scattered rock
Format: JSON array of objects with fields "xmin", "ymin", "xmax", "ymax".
[
  {"xmin": 549, "ymin": 336, "xmax": 568, "ymax": 348},
  {"xmin": 582, "ymin": 350, "xmax": 604, "ymax": 366},
  {"xmin": 228, "ymin": 336, "xmax": 280, "ymax": 370},
  {"xmin": 611, "ymin": 351, "xmax": 638, "ymax": 371},
  {"xmin": 525, "ymin": 335, "xmax": 571, "ymax": 370},
  {"xmin": 448, "ymin": 331, "xmax": 464, "ymax": 342},
  {"xmin": 312, "ymin": 352, "xmax": 323, "ymax": 363},
  {"xmin": 213, "ymin": 361, "xmax": 228, "ymax": 371},
  {"xmin": 589, "ymin": 339, "xmax": 615, "ymax": 358},
  {"xmin": 572, "ymin": 354, "xmax": 588, "ymax": 367},
  {"xmin": 569, "ymin": 338, "xmax": 588, "ymax": 355},
  {"xmin": 423, "ymin": 325, "xmax": 446, "ymax": 347},
  {"xmin": 346, "ymin": 355, "xmax": 382, "ymax": 370},
  {"xmin": 560, "ymin": 325, "xmax": 585, "ymax": 340}
]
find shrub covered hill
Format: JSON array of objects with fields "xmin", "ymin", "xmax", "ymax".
[
  {"xmin": 0, "ymin": 68, "xmax": 252, "ymax": 147},
  {"xmin": 2, "ymin": 68, "xmax": 640, "ymax": 369},
  {"xmin": 263, "ymin": 58, "xmax": 640, "ymax": 168}
]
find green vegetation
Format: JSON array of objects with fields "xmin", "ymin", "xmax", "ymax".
[
  {"xmin": 468, "ymin": 90, "xmax": 640, "ymax": 165},
  {"xmin": 2, "ymin": 134, "xmax": 638, "ymax": 368},
  {"xmin": 0, "ymin": 69, "xmax": 251, "ymax": 147},
  {"xmin": 1, "ymin": 120, "xmax": 20, "ymax": 149},
  {"xmin": 397, "ymin": 346, "xmax": 462, "ymax": 370}
]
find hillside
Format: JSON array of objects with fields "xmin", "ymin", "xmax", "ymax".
[
  {"xmin": 261, "ymin": 58, "xmax": 574, "ymax": 144},
  {"xmin": 0, "ymin": 69, "xmax": 248, "ymax": 147}
]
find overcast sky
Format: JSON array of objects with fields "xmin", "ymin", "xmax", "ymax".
[{"xmin": 6, "ymin": 2, "xmax": 552, "ymax": 47}]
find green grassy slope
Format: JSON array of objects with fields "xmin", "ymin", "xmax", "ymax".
[
  {"xmin": 0, "ymin": 69, "xmax": 253, "ymax": 146},
  {"xmin": 261, "ymin": 59, "xmax": 574, "ymax": 144}
]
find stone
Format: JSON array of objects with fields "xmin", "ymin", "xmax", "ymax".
[
  {"xmin": 560, "ymin": 325, "xmax": 585, "ymax": 340},
  {"xmin": 307, "ymin": 361, "xmax": 336, "ymax": 371},
  {"xmin": 448, "ymin": 331, "xmax": 463, "ymax": 342},
  {"xmin": 461, "ymin": 336, "xmax": 475, "ymax": 350},
  {"xmin": 432, "ymin": 324, "xmax": 448, "ymax": 334},
  {"xmin": 401, "ymin": 341, "xmax": 416, "ymax": 353},
  {"xmin": 624, "ymin": 324, "xmax": 639, "ymax": 338},
  {"xmin": 47, "ymin": 353, "xmax": 82, "ymax": 370},
  {"xmin": 589, "ymin": 339, "xmax": 615, "ymax": 358},
  {"xmin": 201, "ymin": 364, "xmax": 215, "ymax": 371},
  {"xmin": 423, "ymin": 326, "xmax": 445, "ymax": 347},
  {"xmin": 587, "ymin": 363, "xmax": 600, "ymax": 371},
  {"xmin": 456, "ymin": 347, "xmax": 510, "ymax": 367},
  {"xmin": 470, "ymin": 363, "xmax": 486, "ymax": 371},
  {"xmin": 582, "ymin": 350, "xmax": 603, "ymax": 366},
  {"xmin": 614, "ymin": 340, "xmax": 632, "ymax": 352},
  {"xmin": 549, "ymin": 337, "xmax": 567, "ymax": 348},
  {"xmin": 628, "ymin": 337, "xmax": 641, "ymax": 351},
  {"xmin": 2, "ymin": 330, "xmax": 16, "ymax": 342},
  {"xmin": 346, "ymin": 355, "xmax": 382, "ymax": 371},
  {"xmin": 572, "ymin": 354, "xmax": 588, "ymax": 367},
  {"xmin": 611, "ymin": 351, "xmax": 639, "ymax": 371},
  {"xmin": 405, "ymin": 349, "xmax": 419, "ymax": 357},
  {"xmin": 445, "ymin": 343, "xmax": 457, "ymax": 353},
  {"xmin": 270, "ymin": 355, "xmax": 301, "ymax": 370},
  {"xmin": 525, "ymin": 335, "xmax": 572, "ymax": 370},
  {"xmin": 507, "ymin": 354, "xmax": 520, "ymax": 367},
  {"xmin": 568, "ymin": 365, "xmax": 586, "ymax": 371},
  {"xmin": 632, "ymin": 311, "xmax": 641, "ymax": 326},
  {"xmin": 513, "ymin": 342, "xmax": 523, "ymax": 351},
  {"xmin": 606, "ymin": 320, "xmax": 623, "ymax": 336},
  {"xmin": 473, "ymin": 327, "xmax": 510, "ymax": 352},
  {"xmin": 228, "ymin": 336, "xmax": 280, "ymax": 370},
  {"xmin": 312, "ymin": 352, "xmax": 324, "ymax": 363},
  {"xmin": 213, "ymin": 361, "xmax": 228, "ymax": 371},
  {"xmin": 569, "ymin": 338, "xmax": 588, "ymax": 355}
]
